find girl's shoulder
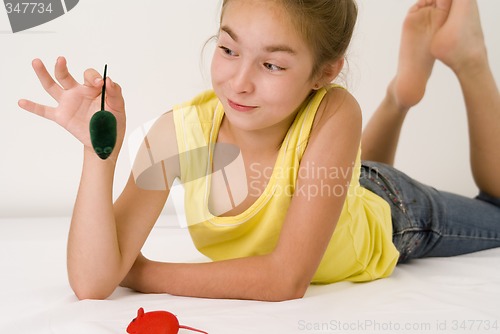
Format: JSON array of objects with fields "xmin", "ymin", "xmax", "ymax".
[{"xmin": 311, "ymin": 85, "xmax": 362, "ymax": 133}]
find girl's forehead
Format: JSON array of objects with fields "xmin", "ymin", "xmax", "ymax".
[
  {"xmin": 220, "ymin": 0, "xmax": 303, "ymax": 46},
  {"xmin": 222, "ymin": 0, "xmax": 282, "ymax": 15},
  {"xmin": 221, "ymin": 0, "xmax": 291, "ymax": 27},
  {"xmin": 219, "ymin": 0, "xmax": 316, "ymax": 66}
]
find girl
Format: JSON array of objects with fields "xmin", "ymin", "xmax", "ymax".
[{"xmin": 18, "ymin": 0, "xmax": 500, "ymax": 302}]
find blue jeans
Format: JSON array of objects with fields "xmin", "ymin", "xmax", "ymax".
[{"xmin": 359, "ymin": 161, "xmax": 500, "ymax": 263}]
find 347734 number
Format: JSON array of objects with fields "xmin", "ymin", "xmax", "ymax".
[
  {"xmin": 451, "ymin": 320, "xmax": 499, "ymax": 331},
  {"xmin": 5, "ymin": 2, "xmax": 53, "ymax": 14}
]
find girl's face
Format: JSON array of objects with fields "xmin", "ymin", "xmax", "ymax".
[{"xmin": 211, "ymin": 0, "xmax": 318, "ymax": 134}]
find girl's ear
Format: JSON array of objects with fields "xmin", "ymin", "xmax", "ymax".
[{"xmin": 313, "ymin": 57, "xmax": 345, "ymax": 90}]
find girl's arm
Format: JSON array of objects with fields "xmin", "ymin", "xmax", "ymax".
[
  {"xmin": 122, "ymin": 88, "xmax": 362, "ymax": 301},
  {"xmin": 68, "ymin": 112, "xmax": 178, "ymax": 300},
  {"xmin": 20, "ymin": 58, "xmax": 176, "ymax": 300},
  {"xmin": 68, "ymin": 155, "xmax": 169, "ymax": 300}
]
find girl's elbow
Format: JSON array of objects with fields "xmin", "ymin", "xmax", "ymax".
[
  {"xmin": 73, "ymin": 287, "xmax": 113, "ymax": 301},
  {"xmin": 265, "ymin": 255, "xmax": 310, "ymax": 301},
  {"xmin": 271, "ymin": 283, "xmax": 307, "ymax": 302},
  {"xmin": 269, "ymin": 272, "xmax": 309, "ymax": 301},
  {"xmin": 287, "ymin": 278, "xmax": 309, "ymax": 300},
  {"xmin": 70, "ymin": 279, "xmax": 115, "ymax": 300}
]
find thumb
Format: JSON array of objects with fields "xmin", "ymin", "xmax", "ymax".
[
  {"xmin": 83, "ymin": 68, "xmax": 103, "ymax": 88},
  {"xmin": 104, "ymin": 77, "xmax": 125, "ymax": 112}
]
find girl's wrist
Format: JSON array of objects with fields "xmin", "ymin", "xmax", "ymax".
[
  {"xmin": 122, "ymin": 255, "xmax": 158, "ymax": 293},
  {"xmin": 83, "ymin": 146, "xmax": 119, "ymax": 169}
]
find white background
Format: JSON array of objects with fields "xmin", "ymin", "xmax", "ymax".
[{"xmin": 0, "ymin": 0, "xmax": 499, "ymax": 218}]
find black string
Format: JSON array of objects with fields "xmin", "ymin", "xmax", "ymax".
[{"xmin": 100, "ymin": 64, "xmax": 107, "ymax": 110}]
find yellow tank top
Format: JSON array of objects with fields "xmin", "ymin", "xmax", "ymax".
[{"xmin": 173, "ymin": 88, "xmax": 399, "ymax": 283}]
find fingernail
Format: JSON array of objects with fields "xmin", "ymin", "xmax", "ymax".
[{"xmin": 94, "ymin": 78, "xmax": 102, "ymax": 85}]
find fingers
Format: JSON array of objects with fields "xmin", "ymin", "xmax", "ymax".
[
  {"xmin": 18, "ymin": 99, "xmax": 56, "ymax": 121},
  {"xmin": 25, "ymin": 58, "xmax": 124, "ymax": 116},
  {"xmin": 32, "ymin": 57, "xmax": 80, "ymax": 100},
  {"xmin": 84, "ymin": 68, "xmax": 104, "ymax": 88},
  {"xmin": 82, "ymin": 68, "xmax": 124, "ymax": 112},
  {"xmin": 32, "ymin": 58, "xmax": 63, "ymax": 101},
  {"xmin": 54, "ymin": 57, "xmax": 79, "ymax": 90},
  {"xmin": 104, "ymin": 77, "xmax": 125, "ymax": 111}
]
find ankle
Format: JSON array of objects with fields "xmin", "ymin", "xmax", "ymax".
[
  {"xmin": 451, "ymin": 48, "xmax": 491, "ymax": 80},
  {"xmin": 387, "ymin": 79, "xmax": 414, "ymax": 113}
]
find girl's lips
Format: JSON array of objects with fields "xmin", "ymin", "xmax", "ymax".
[{"xmin": 228, "ymin": 99, "xmax": 257, "ymax": 113}]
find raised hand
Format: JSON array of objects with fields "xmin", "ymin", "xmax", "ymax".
[{"xmin": 19, "ymin": 57, "xmax": 126, "ymax": 155}]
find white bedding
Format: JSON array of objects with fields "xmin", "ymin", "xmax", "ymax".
[{"xmin": 1, "ymin": 217, "xmax": 499, "ymax": 334}]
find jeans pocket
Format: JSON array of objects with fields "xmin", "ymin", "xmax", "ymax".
[
  {"xmin": 361, "ymin": 163, "xmax": 407, "ymax": 215},
  {"xmin": 360, "ymin": 162, "xmax": 422, "ymax": 262}
]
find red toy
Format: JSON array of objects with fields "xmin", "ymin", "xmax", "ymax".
[{"xmin": 127, "ymin": 307, "xmax": 208, "ymax": 334}]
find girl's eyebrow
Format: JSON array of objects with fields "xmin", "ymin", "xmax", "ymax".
[
  {"xmin": 221, "ymin": 26, "xmax": 239, "ymax": 42},
  {"xmin": 220, "ymin": 25, "xmax": 297, "ymax": 55}
]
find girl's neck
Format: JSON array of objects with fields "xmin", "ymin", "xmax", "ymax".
[{"xmin": 219, "ymin": 111, "xmax": 298, "ymax": 156}]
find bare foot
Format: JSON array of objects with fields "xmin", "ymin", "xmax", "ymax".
[
  {"xmin": 392, "ymin": 0, "xmax": 452, "ymax": 109},
  {"xmin": 431, "ymin": 0, "xmax": 488, "ymax": 76}
]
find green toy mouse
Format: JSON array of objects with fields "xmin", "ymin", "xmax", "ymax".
[{"xmin": 89, "ymin": 64, "xmax": 117, "ymax": 159}]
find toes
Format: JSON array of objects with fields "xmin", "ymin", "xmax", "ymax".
[
  {"xmin": 436, "ymin": 0, "xmax": 452, "ymax": 12},
  {"xmin": 422, "ymin": 0, "xmax": 434, "ymax": 7},
  {"xmin": 412, "ymin": 0, "xmax": 437, "ymax": 12}
]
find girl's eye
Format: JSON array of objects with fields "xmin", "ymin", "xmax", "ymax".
[
  {"xmin": 264, "ymin": 63, "xmax": 285, "ymax": 72},
  {"xmin": 219, "ymin": 46, "xmax": 237, "ymax": 57}
]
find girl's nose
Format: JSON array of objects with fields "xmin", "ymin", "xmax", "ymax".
[{"xmin": 231, "ymin": 63, "xmax": 255, "ymax": 94}]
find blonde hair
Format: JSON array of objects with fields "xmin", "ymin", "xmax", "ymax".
[{"xmin": 221, "ymin": 0, "xmax": 358, "ymax": 78}]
